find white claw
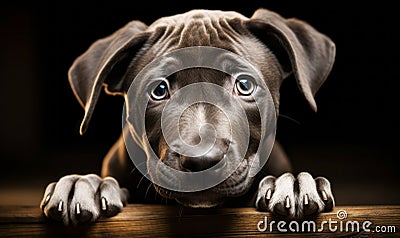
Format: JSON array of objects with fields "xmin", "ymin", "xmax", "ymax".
[
  {"xmin": 44, "ymin": 194, "xmax": 51, "ymax": 205},
  {"xmin": 101, "ymin": 197, "xmax": 107, "ymax": 211},
  {"xmin": 285, "ymin": 196, "xmax": 290, "ymax": 209},
  {"xmin": 304, "ymin": 194, "xmax": 309, "ymax": 205},
  {"xmin": 265, "ymin": 189, "xmax": 272, "ymax": 200},
  {"xmin": 57, "ymin": 201, "xmax": 63, "ymax": 212},
  {"xmin": 76, "ymin": 203, "xmax": 81, "ymax": 215}
]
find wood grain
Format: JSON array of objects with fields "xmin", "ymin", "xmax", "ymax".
[{"xmin": 0, "ymin": 205, "xmax": 399, "ymax": 237}]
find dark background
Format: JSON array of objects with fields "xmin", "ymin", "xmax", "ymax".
[{"xmin": 0, "ymin": 1, "xmax": 397, "ymax": 205}]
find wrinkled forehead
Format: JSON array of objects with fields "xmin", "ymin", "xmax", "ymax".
[
  {"xmin": 148, "ymin": 9, "xmax": 248, "ymax": 32},
  {"xmin": 146, "ymin": 9, "xmax": 249, "ymax": 49},
  {"xmin": 141, "ymin": 48, "xmax": 261, "ymax": 85}
]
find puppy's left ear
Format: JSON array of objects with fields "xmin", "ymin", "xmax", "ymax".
[
  {"xmin": 68, "ymin": 21, "xmax": 151, "ymax": 134},
  {"xmin": 246, "ymin": 8, "xmax": 336, "ymax": 111}
]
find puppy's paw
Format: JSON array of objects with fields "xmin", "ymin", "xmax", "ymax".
[
  {"xmin": 255, "ymin": 172, "xmax": 334, "ymax": 218},
  {"xmin": 40, "ymin": 174, "xmax": 129, "ymax": 225}
]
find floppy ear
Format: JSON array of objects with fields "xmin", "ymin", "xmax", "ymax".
[
  {"xmin": 246, "ymin": 8, "xmax": 336, "ymax": 111},
  {"xmin": 68, "ymin": 20, "xmax": 150, "ymax": 135}
]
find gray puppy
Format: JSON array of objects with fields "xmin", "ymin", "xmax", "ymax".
[{"xmin": 40, "ymin": 8, "xmax": 335, "ymax": 225}]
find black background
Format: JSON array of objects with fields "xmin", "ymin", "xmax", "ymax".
[{"xmin": 0, "ymin": 1, "xmax": 398, "ymax": 205}]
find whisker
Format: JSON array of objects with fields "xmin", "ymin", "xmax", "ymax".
[
  {"xmin": 145, "ymin": 183, "xmax": 153, "ymax": 199},
  {"xmin": 137, "ymin": 173, "xmax": 149, "ymax": 189},
  {"xmin": 154, "ymin": 187, "xmax": 159, "ymax": 201},
  {"xmin": 279, "ymin": 114, "xmax": 301, "ymax": 125}
]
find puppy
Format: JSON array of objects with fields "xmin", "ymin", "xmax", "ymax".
[{"xmin": 40, "ymin": 8, "xmax": 335, "ymax": 225}]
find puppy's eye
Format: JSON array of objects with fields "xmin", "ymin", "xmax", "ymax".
[
  {"xmin": 235, "ymin": 74, "xmax": 256, "ymax": 96},
  {"xmin": 151, "ymin": 81, "xmax": 169, "ymax": 100}
]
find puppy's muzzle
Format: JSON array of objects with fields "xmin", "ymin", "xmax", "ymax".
[{"xmin": 179, "ymin": 138, "xmax": 229, "ymax": 172}]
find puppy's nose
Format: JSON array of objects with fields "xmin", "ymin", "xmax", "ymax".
[{"xmin": 180, "ymin": 139, "xmax": 228, "ymax": 172}]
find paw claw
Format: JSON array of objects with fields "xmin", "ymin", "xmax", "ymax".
[
  {"xmin": 44, "ymin": 194, "xmax": 51, "ymax": 206},
  {"xmin": 57, "ymin": 201, "xmax": 63, "ymax": 212},
  {"xmin": 285, "ymin": 196, "xmax": 291, "ymax": 209},
  {"xmin": 265, "ymin": 189, "xmax": 272, "ymax": 200},
  {"xmin": 75, "ymin": 203, "xmax": 81, "ymax": 215},
  {"xmin": 101, "ymin": 197, "xmax": 107, "ymax": 211},
  {"xmin": 304, "ymin": 194, "xmax": 309, "ymax": 205}
]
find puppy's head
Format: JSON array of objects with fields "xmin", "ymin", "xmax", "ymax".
[{"xmin": 68, "ymin": 9, "xmax": 335, "ymax": 208}]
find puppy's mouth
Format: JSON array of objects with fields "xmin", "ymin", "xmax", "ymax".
[{"xmin": 152, "ymin": 154, "xmax": 255, "ymax": 208}]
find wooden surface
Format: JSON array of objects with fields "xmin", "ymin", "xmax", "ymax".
[{"xmin": 0, "ymin": 205, "xmax": 399, "ymax": 237}]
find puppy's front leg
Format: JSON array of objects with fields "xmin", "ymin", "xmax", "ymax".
[
  {"xmin": 255, "ymin": 172, "xmax": 335, "ymax": 218},
  {"xmin": 40, "ymin": 174, "xmax": 128, "ymax": 225}
]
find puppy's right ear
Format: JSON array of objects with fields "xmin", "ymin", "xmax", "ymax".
[
  {"xmin": 68, "ymin": 21, "xmax": 150, "ymax": 135},
  {"xmin": 245, "ymin": 8, "xmax": 335, "ymax": 112}
]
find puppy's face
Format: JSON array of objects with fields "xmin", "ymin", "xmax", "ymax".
[{"xmin": 139, "ymin": 17, "xmax": 284, "ymax": 207}]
